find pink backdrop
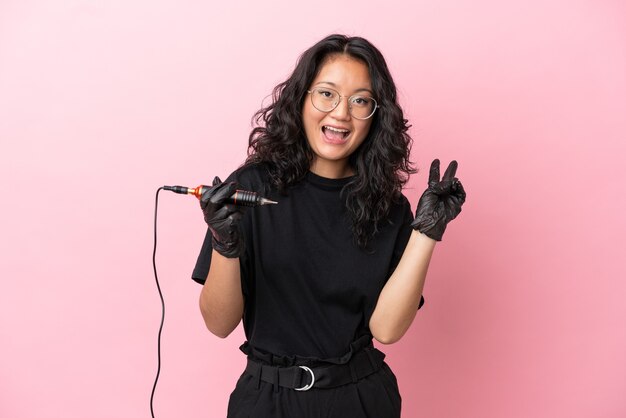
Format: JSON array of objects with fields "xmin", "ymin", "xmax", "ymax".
[{"xmin": 1, "ymin": 1, "xmax": 625, "ymax": 417}]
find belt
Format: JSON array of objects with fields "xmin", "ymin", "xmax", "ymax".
[{"xmin": 244, "ymin": 347, "xmax": 386, "ymax": 392}]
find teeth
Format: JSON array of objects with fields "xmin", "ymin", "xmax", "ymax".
[{"xmin": 324, "ymin": 126, "xmax": 350, "ymax": 133}]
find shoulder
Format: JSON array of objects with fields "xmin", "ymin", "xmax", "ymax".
[
  {"xmin": 395, "ymin": 192, "xmax": 411, "ymax": 208},
  {"xmin": 225, "ymin": 162, "xmax": 272, "ymax": 192},
  {"xmin": 376, "ymin": 192, "xmax": 413, "ymax": 234},
  {"xmin": 389, "ymin": 192, "xmax": 413, "ymax": 222}
]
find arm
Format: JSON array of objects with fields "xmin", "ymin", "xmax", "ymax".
[
  {"xmin": 370, "ymin": 159, "xmax": 466, "ymax": 344},
  {"xmin": 199, "ymin": 250, "xmax": 244, "ymax": 338},
  {"xmin": 197, "ymin": 176, "xmax": 247, "ymax": 338},
  {"xmin": 369, "ymin": 230, "xmax": 436, "ymax": 344}
]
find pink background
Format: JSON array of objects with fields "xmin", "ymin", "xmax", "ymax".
[{"xmin": 1, "ymin": 0, "xmax": 625, "ymax": 417}]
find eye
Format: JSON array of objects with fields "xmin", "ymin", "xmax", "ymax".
[
  {"xmin": 316, "ymin": 88, "xmax": 336, "ymax": 100},
  {"xmin": 350, "ymin": 96, "xmax": 371, "ymax": 107}
]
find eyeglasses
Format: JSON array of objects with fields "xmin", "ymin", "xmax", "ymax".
[{"xmin": 306, "ymin": 87, "xmax": 379, "ymax": 120}]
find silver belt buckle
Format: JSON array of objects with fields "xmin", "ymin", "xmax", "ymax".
[{"xmin": 294, "ymin": 366, "xmax": 315, "ymax": 391}]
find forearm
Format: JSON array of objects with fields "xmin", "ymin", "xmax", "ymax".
[
  {"xmin": 369, "ymin": 230, "xmax": 436, "ymax": 344},
  {"xmin": 199, "ymin": 250, "xmax": 245, "ymax": 338}
]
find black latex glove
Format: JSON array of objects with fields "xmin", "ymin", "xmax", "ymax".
[
  {"xmin": 200, "ymin": 176, "xmax": 245, "ymax": 258},
  {"xmin": 411, "ymin": 159, "xmax": 466, "ymax": 241}
]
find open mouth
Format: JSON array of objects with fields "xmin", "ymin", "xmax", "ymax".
[{"xmin": 322, "ymin": 125, "xmax": 351, "ymax": 141}]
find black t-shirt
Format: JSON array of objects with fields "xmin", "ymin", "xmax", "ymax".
[{"xmin": 192, "ymin": 163, "xmax": 424, "ymax": 362}]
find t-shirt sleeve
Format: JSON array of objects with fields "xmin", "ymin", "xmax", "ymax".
[
  {"xmin": 390, "ymin": 195, "xmax": 425, "ymax": 310},
  {"xmin": 190, "ymin": 169, "xmax": 241, "ymax": 285},
  {"xmin": 191, "ymin": 228, "xmax": 213, "ymax": 285}
]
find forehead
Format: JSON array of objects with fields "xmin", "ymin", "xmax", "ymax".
[{"xmin": 312, "ymin": 54, "xmax": 372, "ymax": 90}]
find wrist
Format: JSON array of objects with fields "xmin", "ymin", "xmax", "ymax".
[
  {"xmin": 211, "ymin": 236, "xmax": 242, "ymax": 259},
  {"xmin": 413, "ymin": 229, "xmax": 438, "ymax": 245}
]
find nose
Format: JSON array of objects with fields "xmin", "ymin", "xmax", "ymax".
[{"xmin": 329, "ymin": 96, "xmax": 351, "ymax": 120}]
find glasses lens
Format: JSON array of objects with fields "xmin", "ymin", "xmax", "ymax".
[
  {"xmin": 310, "ymin": 88, "xmax": 378, "ymax": 119},
  {"xmin": 311, "ymin": 88, "xmax": 339, "ymax": 112},
  {"xmin": 349, "ymin": 96, "xmax": 377, "ymax": 120}
]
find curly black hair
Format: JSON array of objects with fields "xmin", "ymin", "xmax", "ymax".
[{"xmin": 246, "ymin": 34, "xmax": 415, "ymax": 249}]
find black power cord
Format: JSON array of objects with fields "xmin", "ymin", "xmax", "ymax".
[
  {"xmin": 149, "ymin": 184, "xmax": 271, "ymax": 417},
  {"xmin": 150, "ymin": 187, "xmax": 165, "ymax": 418}
]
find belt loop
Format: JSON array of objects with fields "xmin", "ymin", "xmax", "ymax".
[
  {"xmin": 273, "ymin": 366, "xmax": 280, "ymax": 393},
  {"xmin": 254, "ymin": 363, "xmax": 261, "ymax": 390},
  {"xmin": 348, "ymin": 359, "xmax": 358, "ymax": 383},
  {"xmin": 364, "ymin": 349, "xmax": 378, "ymax": 370}
]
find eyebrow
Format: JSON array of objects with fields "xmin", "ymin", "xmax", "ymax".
[{"xmin": 313, "ymin": 81, "xmax": 374, "ymax": 95}]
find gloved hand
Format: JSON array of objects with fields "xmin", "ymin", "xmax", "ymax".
[
  {"xmin": 200, "ymin": 176, "xmax": 246, "ymax": 258},
  {"xmin": 411, "ymin": 159, "xmax": 466, "ymax": 241}
]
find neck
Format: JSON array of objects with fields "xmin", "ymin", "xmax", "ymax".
[{"xmin": 309, "ymin": 160, "xmax": 354, "ymax": 179}]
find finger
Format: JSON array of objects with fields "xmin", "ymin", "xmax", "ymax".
[
  {"xmin": 201, "ymin": 180, "xmax": 228, "ymax": 202},
  {"xmin": 200, "ymin": 184, "xmax": 218, "ymax": 204},
  {"xmin": 226, "ymin": 209, "xmax": 243, "ymax": 223},
  {"xmin": 454, "ymin": 180, "xmax": 466, "ymax": 202},
  {"xmin": 212, "ymin": 205, "xmax": 236, "ymax": 221},
  {"xmin": 213, "ymin": 205, "xmax": 243, "ymax": 222},
  {"xmin": 442, "ymin": 160, "xmax": 458, "ymax": 182},
  {"xmin": 428, "ymin": 159, "xmax": 440, "ymax": 186},
  {"xmin": 212, "ymin": 182, "xmax": 238, "ymax": 204},
  {"xmin": 223, "ymin": 203, "xmax": 243, "ymax": 214}
]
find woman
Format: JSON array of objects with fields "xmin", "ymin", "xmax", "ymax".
[{"xmin": 192, "ymin": 34, "xmax": 466, "ymax": 417}]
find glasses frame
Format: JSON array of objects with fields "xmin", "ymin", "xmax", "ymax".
[{"xmin": 306, "ymin": 87, "xmax": 379, "ymax": 120}]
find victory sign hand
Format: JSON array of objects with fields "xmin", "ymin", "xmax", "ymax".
[{"xmin": 411, "ymin": 159, "xmax": 466, "ymax": 241}]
